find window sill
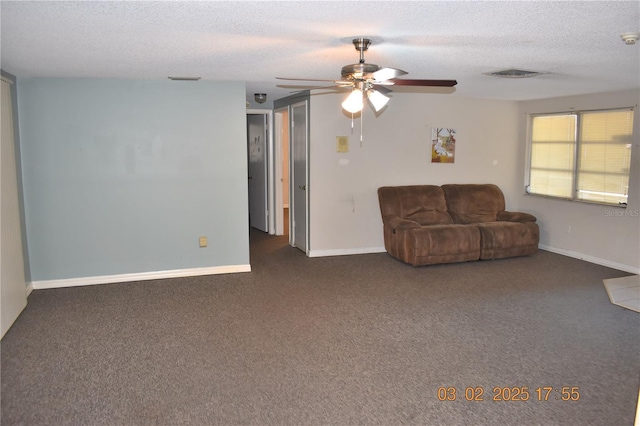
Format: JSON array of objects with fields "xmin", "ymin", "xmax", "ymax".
[{"xmin": 524, "ymin": 192, "xmax": 629, "ymax": 209}]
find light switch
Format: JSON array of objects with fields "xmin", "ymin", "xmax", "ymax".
[
  {"xmin": 199, "ymin": 236, "xmax": 208, "ymax": 247},
  {"xmin": 336, "ymin": 136, "xmax": 349, "ymax": 153}
]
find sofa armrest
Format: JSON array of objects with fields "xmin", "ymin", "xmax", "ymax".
[
  {"xmin": 498, "ymin": 211, "xmax": 537, "ymax": 223},
  {"xmin": 386, "ymin": 217, "xmax": 421, "ymax": 230}
]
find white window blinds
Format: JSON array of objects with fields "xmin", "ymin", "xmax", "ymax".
[
  {"xmin": 528, "ymin": 108, "xmax": 634, "ymax": 206},
  {"xmin": 529, "ymin": 114, "xmax": 576, "ymax": 199},
  {"xmin": 577, "ymin": 110, "xmax": 634, "ymax": 205}
]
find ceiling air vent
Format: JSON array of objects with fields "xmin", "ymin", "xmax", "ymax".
[{"xmin": 485, "ymin": 69, "xmax": 547, "ymax": 78}]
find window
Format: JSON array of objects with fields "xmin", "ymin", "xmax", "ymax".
[{"xmin": 527, "ymin": 108, "xmax": 634, "ymax": 206}]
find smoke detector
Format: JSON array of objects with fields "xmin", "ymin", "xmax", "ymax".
[{"xmin": 621, "ymin": 33, "xmax": 639, "ymax": 45}]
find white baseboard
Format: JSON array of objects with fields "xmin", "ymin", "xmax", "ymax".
[
  {"xmin": 539, "ymin": 244, "xmax": 639, "ymax": 274},
  {"xmin": 25, "ymin": 282, "xmax": 33, "ymax": 297},
  {"xmin": 30, "ymin": 264, "xmax": 252, "ymax": 290},
  {"xmin": 307, "ymin": 244, "xmax": 639, "ymax": 274},
  {"xmin": 308, "ymin": 246, "xmax": 386, "ymax": 258}
]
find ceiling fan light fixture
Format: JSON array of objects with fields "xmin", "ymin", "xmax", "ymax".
[
  {"xmin": 278, "ymin": 38, "xmax": 457, "ymax": 117},
  {"xmin": 367, "ymin": 89, "xmax": 389, "ymax": 112},
  {"xmin": 342, "ymin": 89, "xmax": 364, "ymax": 113}
]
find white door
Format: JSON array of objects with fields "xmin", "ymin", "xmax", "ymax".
[
  {"xmin": 291, "ymin": 102, "xmax": 308, "ymax": 252},
  {"xmin": 1, "ymin": 77, "xmax": 27, "ymax": 339},
  {"xmin": 273, "ymin": 108, "xmax": 288, "ymax": 236},
  {"xmin": 247, "ymin": 113, "xmax": 268, "ymax": 232}
]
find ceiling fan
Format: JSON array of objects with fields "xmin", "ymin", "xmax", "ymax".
[{"xmin": 276, "ymin": 38, "xmax": 457, "ymax": 113}]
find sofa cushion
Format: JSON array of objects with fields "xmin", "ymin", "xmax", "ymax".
[
  {"xmin": 378, "ymin": 185, "xmax": 453, "ymax": 225},
  {"xmin": 497, "ymin": 211, "xmax": 537, "ymax": 223},
  {"xmin": 412, "ymin": 224, "xmax": 481, "ymax": 256},
  {"xmin": 408, "ymin": 224, "xmax": 481, "ymax": 266},
  {"xmin": 475, "ymin": 221, "xmax": 539, "ymax": 259},
  {"xmin": 442, "ymin": 184, "xmax": 505, "ymax": 224},
  {"xmin": 406, "ymin": 210, "xmax": 453, "ymax": 226}
]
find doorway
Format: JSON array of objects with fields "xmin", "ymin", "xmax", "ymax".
[
  {"xmin": 274, "ymin": 108, "xmax": 289, "ymax": 236},
  {"xmin": 273, "ymin": 98, "xmax": 309, "ymax": 253},
  {"xmin": 247, "ymin": 111, "xmax": 269, "ymax": 232},
  {"xmin": 272, "ymin": 92, "xmax": 310, "ymax": 253}
]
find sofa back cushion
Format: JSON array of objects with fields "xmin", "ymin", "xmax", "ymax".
[
  {"xmin": 378, "ymin": 185, "xmax": 453, "ymax": 225},
  {"xmin": 442, "ymin": 184, "xmax": 505, "ymax": 224}
]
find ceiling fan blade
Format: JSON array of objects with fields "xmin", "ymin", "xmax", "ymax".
[
  {"xmin": 276, "ymin": 77, "xmax": 352, "ymax": 85},
  {"xmin": 372, "ymin": 67, "xmax": 408, "ymax": 81},
  {"xmin": 277, "ymin": 83, "xmax": 353, "ymax": 93},
  {"xmin": 389, "ymin": 79, "xmax": 458, "ymax": 87},
  {"xmin": 276, "ymin": 77, "xmax": 335, "ymax": 82},
  {"xmin": 277, "ymin": 84, "xmax": 341, "ymax": 90},
  {"xmin": 371, "ymin": 84, "xmax": 393, "ymax": 95}
]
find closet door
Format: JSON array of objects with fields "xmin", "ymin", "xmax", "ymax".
[
  {"xmin": 291, "ymin": 101, "xmax": 308, "ymax": 253},
  {"xmin": 1, "ymin": 77, "xmax": 27, "ymax": 339}
]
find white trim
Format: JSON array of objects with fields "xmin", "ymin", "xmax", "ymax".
[
  {"xmin": 273, "ymin": 108, "xmax": 286, "ymax": 236},
  {"xmin": 539, "ymin": 244, "xmax": 639, "ymax": 274},
  {"xmin": 304, "ymin": 244, "xmax": 640, "ymax": 272},
  {"xmin": 308, "ymin": 246, "xmax": 386, "ymax": 258},
  {"xmin": 30, "ymin": 265, "xmax": 252, "ymax": 290},
  {"xmin": 26, "ymin": 282, "xmax": 33, "ymax": 297}
]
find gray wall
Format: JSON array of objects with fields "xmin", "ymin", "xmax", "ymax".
[{"xmin": 18, "ymin": 78, "xmax": 249, "ymax": 282}]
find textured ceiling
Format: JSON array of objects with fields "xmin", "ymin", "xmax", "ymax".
[{"xmin": 2, "ymin": 1, "xmax": 639, "ymax": 105}]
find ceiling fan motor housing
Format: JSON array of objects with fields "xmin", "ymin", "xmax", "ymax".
[
  {"xmin": 341, "ymin": 38, "xmax": 380, "ymax": 80},
  {"xmin": 341, "ymin": 62, "xmax": 381, "ymax": 79}
]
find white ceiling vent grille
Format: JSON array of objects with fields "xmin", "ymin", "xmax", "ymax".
[{"xmin": 485, "ymin": 69, "xmax": 547, "ymax": 78}]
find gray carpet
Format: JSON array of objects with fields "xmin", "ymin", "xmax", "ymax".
[{"xmin": 2, "ymin": 229, "xmax": 639, "ymax": 425}]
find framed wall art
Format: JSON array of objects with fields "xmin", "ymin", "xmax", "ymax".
[{"xmin": 431, "ymin": 128, "xmax": 456, "ymax": 163}]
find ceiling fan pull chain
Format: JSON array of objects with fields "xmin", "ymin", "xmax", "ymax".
[
  {"xmin": 350, "ymin": 113, "xmax": 354, "ymax": 134},
  {"xmin": 360, "ymin": 110, "xmax": 364, "ymax": 147}
]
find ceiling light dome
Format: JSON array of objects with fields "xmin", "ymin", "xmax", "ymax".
[
  {"xmin": 342, "ymin": 89, "xmax": 364, "ymax": 113},
  {"xmin": 367, "ymin": 90, "xmax": 389, "ymax": 112}
]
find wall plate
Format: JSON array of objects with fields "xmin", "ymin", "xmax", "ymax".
[{"xmin": 336, "ymin": 136, "xmax": 349, "ymax": 153}]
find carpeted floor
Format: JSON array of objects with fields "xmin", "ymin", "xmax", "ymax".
[{"xmin": 1, "ymin": 229, "xmax": 639, "ymax": 425}]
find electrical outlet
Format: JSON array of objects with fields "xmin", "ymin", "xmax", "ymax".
[{"xmin": 199, "ymin": 236, "xmax": 208, "ymax": 247}]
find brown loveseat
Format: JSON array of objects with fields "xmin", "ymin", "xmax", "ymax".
[{"xmin": 377, "ymin": 184, "xmax": 539, "ymax": 266}]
